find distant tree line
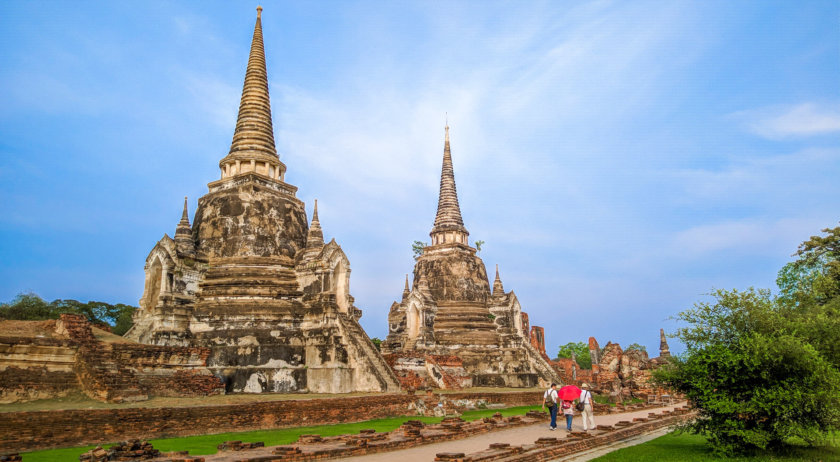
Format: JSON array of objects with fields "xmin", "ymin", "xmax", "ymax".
[
  {"xmin": 0, "ymin": 292, "xmax": 136, "ymax": 335},
  {"xmin": 655, "ymin": 224, "xmax": 840, "ymax": 456}
]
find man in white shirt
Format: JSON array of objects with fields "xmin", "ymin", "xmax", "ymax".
[
  {"xmin": 541, "ymin": 383, "xmax": 559, "ymax": 430},
  {"xmin": 579, "ymin": 383, "xmax": 595, "ymax": 431}
]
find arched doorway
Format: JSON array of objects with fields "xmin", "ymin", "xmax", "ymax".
[
  {"xmin": 406, "ymin": 302, "xmax": 421, "ymax": 339},
  {"xmin": 333, "ymin": 260, "xmax": 349, "ymax": 313},
  {"xmin": 145, "ymin": 257, "xmax": 163, "ymax": 309}
]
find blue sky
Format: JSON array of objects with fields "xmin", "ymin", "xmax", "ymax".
[{"xmin": 1, "ymin": 1, "xmax": 838, "ymax": 356}]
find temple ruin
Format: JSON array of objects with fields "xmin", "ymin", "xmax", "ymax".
[
  {"xmin": 381, "ymin": 124, "xmax": 561, "ymax": 388},
  {"xmin": 125, "ymin": 7, "xmax": 400, "ymax": 394},
  {"xmin": 0, "ymin": 314, "xmax": 223, "ymax": 404},
  {"xmin": 543, "ymin": 330, "xmax": 673, "ymax": 402}
]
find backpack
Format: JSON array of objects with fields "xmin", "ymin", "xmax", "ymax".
[
  {"xmin": 576, "ymin": 391, "xmax": 588, "ymax": 411},
  {"xmin": 544, "ymin": 390, "xmax": 555, "ymax": 408}
]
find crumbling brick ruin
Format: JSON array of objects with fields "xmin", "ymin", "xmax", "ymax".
[
  {"xmin": 0, "ymin": 314, "xmax": 222, "ymax": 403},
  {"xmin": 125, "ymin": 8, "xmax": 399, "ymax": 394},
  {"xmin": 381, "ymin": 125, "xmax": 560, "ymax": 389},
  {"xmin": 549, "ymin": 330, "xmax": 673, "ymax": 402}
]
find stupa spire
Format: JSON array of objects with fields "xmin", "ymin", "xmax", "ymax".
[
  {"xmin": 218, "ymin": 6, "xmax": 286, "ymax": 182},
  {"xmin": 430, "ymin": 121, "xmax": 469, "ymax": 245},
  {"xmin": 175, "ymin": 196, "xmax": 191, "ymax": 236},
  {"xmin": 174, "ymin": 196, "xmax": 194, "ymax": 252},
  {"xmin": 402, "ymin": 274, "xmax": 411, "ymax": 299},
  {"xmin": 178, "ymin": 196, "xmax": 190, "ymax": 227},
  {"xmin": 492, "ymin": 264, "xmax": 504, "ymax": 295},
  {"xmin": 306, "ymin": 199, "xmax": 324, "ymax": 248},
  {"xmin": 659, "ymin": 328, "xmax": 671, "ymax": 358}
]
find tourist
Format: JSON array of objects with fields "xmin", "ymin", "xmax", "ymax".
[
  {"xmin": 579, "ymin": 383, "xmax": 595, "ymax": 431},
  {"xmin": 542, "ymin": 383, "xmax": 558, "ymax": 430},
  {"xmin": 561, "ymin": 399, "xmax": 574, "ymax": 431}
]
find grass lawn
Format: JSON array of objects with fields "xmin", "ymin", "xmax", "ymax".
[
  {"xmin": 20, "ymin": 405, "xmax": 543, "ymax": 461},
  {"xmin": 591, "ymin": 431, "xmax": 840, "ymax": 461}
]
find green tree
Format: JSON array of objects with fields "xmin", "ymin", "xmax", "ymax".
[
  {"xmin": 656, "ymin": 226, "xmax": 840, "ymax": 457},
  {"xmin": 412, "ymin": 240, "xmax": 428, "ymax": 259},
  {"xmin": 556, "ymin": 341, "xmax": 592, "ymax": 369},
  {"xmin": 112, "ymin": 306, "xmax": 137, "ymax": 336},
  {"xmin": 0, "ymin": 293, "xmax": 54, "ymax": 320},
  {"xmin": 777, "ymin": 224, "xmax": 840, "ymax": 305},
  {"xmin": 0, "ymin": 292, "xmax": 137, "ymax": 335},
  {"xmin": 775, "ymin": 225, "xmax": 840, "ymax": 370},
  {"xmin": 625, "ymin": 343, "xmax": 647, "ymax": 353}
]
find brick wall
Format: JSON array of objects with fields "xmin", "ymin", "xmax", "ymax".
[
  {"xmin": 0, "ymin": 335, "xmax": 80, "ymax": 403},
  {"xmin": 0, "ymin": 316, "xmax": 223, "ymax": 404},
  {"xmin": 0, "ymin": 366, "xmax": 79, "ymax": 403},
  {"xmin": 0, "ymin": 391, "xmax": 541, "ymax": 453}
]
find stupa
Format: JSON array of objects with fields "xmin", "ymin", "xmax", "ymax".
[
  {"xmin": 381, "ymin": 124, "xmax": 560, "ymax": 388},
  {"xmin": 126, "ymin": 7, "xmax": 400, "ymax": 394}
]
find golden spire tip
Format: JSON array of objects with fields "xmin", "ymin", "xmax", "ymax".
[{"xmin": 257, "ymin": 5, "xmax": 263, "ymax": 18}]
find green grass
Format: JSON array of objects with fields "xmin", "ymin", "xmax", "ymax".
[
  {"xmin": 591, "ymin": 394, "xmax": 644, "ymax": 407},
  {"xmin": 20, "ymin": 405, "xmax": 542, "ymax": 461},
  {"xmin": 591, "ymin": 431, "xmax": 840, "ymax": 461}
]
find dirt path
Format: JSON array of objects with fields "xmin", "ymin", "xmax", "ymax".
[{"xmin": 337, "ymin": 402, "xmax": 686, "ymax": 461}]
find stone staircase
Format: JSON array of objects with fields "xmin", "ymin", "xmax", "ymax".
[
  {"xmin": 199, "ymin": 257, "xmax": 301, "ymax": 299},
  {"xmin": 522, "ymin": 339, "xmax": 562, "ymax": 384},
  {"xmin": 433, "ymin": 304, "xmax": 499, "ymax": 346},
  {"xmin": 337, "ymin": 314, "xmax": 401, "ymax": 392},
  {"xmin": 61, "ymin": 315, "xmax": 148, "ymax": 402}
]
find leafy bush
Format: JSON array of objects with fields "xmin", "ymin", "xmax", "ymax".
[
  {"xmin": 412, "ymin": 240, "xmax": 427, "ymax": 258},
  {"xmin": 656, "ymin": 225, "xmax": 840, "ymax": 456},
  {"xmin": 370, "ymin": 337, "xmax": 382, "ymax": 351}
]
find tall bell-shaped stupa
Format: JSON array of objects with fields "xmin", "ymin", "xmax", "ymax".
[{"xmin": 127, "ymin": 7, "xmax": 399, "ymax": 394}]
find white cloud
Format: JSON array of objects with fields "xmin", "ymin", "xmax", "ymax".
[
  {"xmin": 731, "ymin": 102, "xmax": 840, "ymax": 139},
  {"xmin": 666, "ymin": 147, "xmax": 840, "ymax": 209},
  {"xmin": 266, "ymin": 0, "xmax": 703, "ymax": 228},
  {"xmin": 669, "ymin": 217, "xmax": 826, "ymax": 258}
]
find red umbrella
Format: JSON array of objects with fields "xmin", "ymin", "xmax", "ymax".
[{"xmin": 557, "ymin": 385, "xmax": 581, "ymax": 401}]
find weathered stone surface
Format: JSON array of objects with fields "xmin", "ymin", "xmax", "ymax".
[
  {"xmin": 411, "ymin": 252, "xmax": 490, "ymax": 303},
  {"xmin": 193, "ymin": 178, "xmax": 307, "ymax": 259},
  {"xmin": 549, "ymin": 332, "xmax": 674, "ymax": 401},
  {"xmin": 382, "ymin": 125, "xmax": 559, "ymax": 389},
  {"xmin": 125, "ymin": 9, "xmax": 399, "ymax": 394},
  {"xmin": 658, "ymin": 328, "xmax": 671, "ymax": 358},
  {"xmin": 0, "ymin": 320, "xmax": 78, "ymax": 403},
  {"xmin": 0, "ymin": 315, "xmax": 223, "ymax": 404}
]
